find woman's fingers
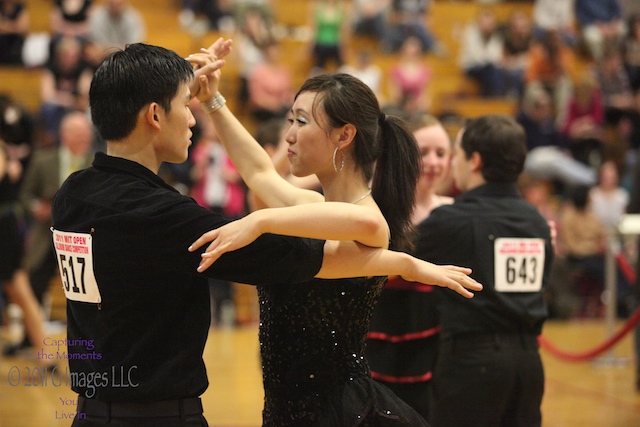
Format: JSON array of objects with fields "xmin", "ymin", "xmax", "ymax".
[
  {"xmin": 206, "ymin": 37, "xmax": 233, "ymax": 58},
  {"xmin": 188, "ymin": 229, "xmax": 219, "ymax": 252}
]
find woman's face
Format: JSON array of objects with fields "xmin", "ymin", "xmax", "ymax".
[
  {"xmin": 414, "ymin": 124, "xmax": 451, "ymax": 191},
  {"xmin": 285, "ymin": 91, "xmax": 336, "ymax": 178}
]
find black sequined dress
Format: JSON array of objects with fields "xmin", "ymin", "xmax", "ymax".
[{"xmin": 258, "ymin": 276, "xmax": 430, "ymax": 427}]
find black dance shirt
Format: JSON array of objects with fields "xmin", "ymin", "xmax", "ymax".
[
  {"xmin": 51, "ymin": 152, "xmax": 324, "ymax": 402},
  {"xmin": 415, "ymin": 182, "xmax": 553, "ymax": 338}
]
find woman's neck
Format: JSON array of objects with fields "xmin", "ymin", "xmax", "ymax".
[{"xmin": 318, "ymin": 169, "xmax": 370, "ymax": 204}]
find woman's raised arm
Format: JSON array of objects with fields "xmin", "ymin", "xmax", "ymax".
[{"xmin": 187, "ymin": 40, "xmax": 323, "ymax": 208}]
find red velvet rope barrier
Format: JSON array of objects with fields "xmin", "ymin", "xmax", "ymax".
[
  {"xmin": 538, "ymin": 305, "xmax": 640, "ymax": 361},
  {"xmin": 617, "ymin": 252, "xmax": 637, "ymax": 285}
]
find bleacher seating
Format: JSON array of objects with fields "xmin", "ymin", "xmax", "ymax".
[{"xmin": 0, "ymin": 0, "xmax": 543, "ymax": 121}]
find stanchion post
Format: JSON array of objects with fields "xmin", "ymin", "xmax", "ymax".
[{"xmin": 602, "ymin": 231, "xmax": 617, "ymax": 362}]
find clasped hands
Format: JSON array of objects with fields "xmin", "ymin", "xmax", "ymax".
[{"xmin": 185, "ymin": 37, "xmax": 233, "ymax": 103}]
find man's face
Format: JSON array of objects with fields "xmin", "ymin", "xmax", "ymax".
[{"xmin": 156, "ymin": 83, "xmax": 196, "ymax": 164}]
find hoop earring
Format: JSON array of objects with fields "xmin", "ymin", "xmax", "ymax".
[{"xmin": 332, "ymin": 147, "xmax": 344, "ymax": 172}]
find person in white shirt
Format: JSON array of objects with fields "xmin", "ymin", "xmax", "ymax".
[{"xmin": 89, "ymin": 0, "xmax": 145, "ymax": 55}]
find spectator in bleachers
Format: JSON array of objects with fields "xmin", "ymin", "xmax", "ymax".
[
  {"xmin": 181, "ymin": 0, "xmax": 234, "ymax": 32},
  {"xmin": 49, "ymin": 0, "xmax": 95, "ymax": 73},
  {"xmin": 518, "ymin": 84, "xmax": 596, "ymax": 188},
  {"xmin": 0, "ymin": 0, "xmax": 28, "ymax": 65},
  {"xmin": 190, "ymin": 109, "xmax": 245, "ymax": 219},
  {"xmin": 234, "ymin": 4, "xmax": 275, "ymax": 112},
  {"xmin": 501, "ymin": 9, "xmax": 534, "ymax": 98},
  {"xmin": 247, "ymin": 40, "xmax": 293, "ymax": 126},
  {"xmin": 458, "ymin": 8, "xmax": 506, "ymax": 98},
  {"xmin": 524, "ymin": 29, "xmax": 576, "ymax": 128},
  {"xmin": 532, "ymin": 0, "xmax": 577, "ymax": 46},
  {"xmin": 50, "ymin": 0, "xmax": 94, "ymax": 41},
  {"xmin": 0, "ymin": 94, "xmax": 34, "ymax": 163},
  {"xmin": 560, "ymin": 184, "xmax": 608, "ymax": 317},
  {"xmin": 562, "ymin": 72, "xmax": 605, "ymax": 168},
  {"xmin": 567, "ymin": 172, "xmax": 633, "ymax": 316},
  {"xmin": 622, "ymin": 14, "xmax": 640, "ymax": 92},
  {"xmin": 352, "ymin": 0, "xmax": 389, "ymax": 43},
  {"xmin": 575, "ymin": 0, "xmax": 625, "ymax": 62},
  {"xmin": 590, "ymin": 160, "xmax": 629, "ymax": 232},
  {"xmin": 383, "ymin": 0, "xmax": 444, "ymax": 56},
  {"xmin": 594, "ymin": 46, "xmax": 640, "ymax": 148},
  {"xmin": 39, "ymin": 35, "xmax": 93, "ymax": 146},
  {"xmin": 620, "ymin": 0, "xmax": 640, "ymax": 20},
  {"xmin": 339, "ymin": 49, "xmax": 384, "ymax": 103},
  {"xmin": 310, "ymin": 0, "xmax": 347, "ymax": 72},
  {"xmin": 89, "ymin": 0, "xmax": 145, "ymax": 56},
  {"xmin": 0, "ymin": 96, "xmax": 34, "ymax": 287},
  {"xmin": 387, "ymin": 36, "xmax": 432, "ymax": 115}
]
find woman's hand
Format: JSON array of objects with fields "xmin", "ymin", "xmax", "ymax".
[
  {"xmin": 188, "ymin": 215, "xmax": 263, "ymax": 272},
  {"xmin": 186, "ymin": 38, "xmax": 233, "ymax": 102},
  {"xmin": 402, "ymin": 262, "xmax": 482, "ymax": 299}
]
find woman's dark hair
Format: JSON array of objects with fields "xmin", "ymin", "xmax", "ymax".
[
  {"xmin": 295, "ymin": 73, "xmax": 420, "ymax": 251},
  {"xmin": 89, "ymin": 43, "xmax": 194, "ymax": 141}
]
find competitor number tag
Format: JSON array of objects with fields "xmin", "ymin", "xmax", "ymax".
[
  {"xmin": 494, "ymin": 238, "xmax": 545, "ymax": 293},
  {"xmin": 52, "ymin": 229, "xmax": 101, "ymax": 304}
]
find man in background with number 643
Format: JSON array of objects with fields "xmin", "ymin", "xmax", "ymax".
[{"xmin": 414, "ymin": 114, "xmax": 553, "ymax": 427}]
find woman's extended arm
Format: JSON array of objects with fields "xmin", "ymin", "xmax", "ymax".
[
  {"xmin": 190, "ymin": 234, "xmax": 482, "ymax": 299},
  {"xmin": 318, "ymin": 240, "xmax": 481, "ymax": 299},
  {"xmin": 189, "ymin": 202, "xmax": 390, "ymax": 263}
]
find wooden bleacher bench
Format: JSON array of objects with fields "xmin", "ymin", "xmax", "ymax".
[{"xmin": 0, "ymin": 66, "xmax": 43, "ymax": 113}]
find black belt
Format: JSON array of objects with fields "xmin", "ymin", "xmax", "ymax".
[{"xmin": 78, "ymin": 396, "xmax": 203, "ymax": 418}]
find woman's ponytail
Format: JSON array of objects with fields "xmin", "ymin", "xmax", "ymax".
[{"xmin": 371, "ymin": 114, "xmax": 420, "ymax": 251}]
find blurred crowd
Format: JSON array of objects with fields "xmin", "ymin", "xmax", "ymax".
[{"xmin": 2, "ymin": 0, "xmax": 640, "ymax": 342}]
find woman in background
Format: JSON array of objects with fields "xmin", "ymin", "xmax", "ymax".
[{"xmin": 366, "ymin": 114, "xmax": 453, "ymax": 420}]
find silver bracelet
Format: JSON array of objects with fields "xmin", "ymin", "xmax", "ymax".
[{"xmin": 202, "ymin": 93, "xmax": 226, "ymax": 114}]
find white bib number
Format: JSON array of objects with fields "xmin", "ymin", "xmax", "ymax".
[
  {"xmin": 494, "ymin": 238, "xmax": 545, "ymax": 293},
  {"xmin": 52, "ymin": 229, "xmax": 101, "ymax": 304}
]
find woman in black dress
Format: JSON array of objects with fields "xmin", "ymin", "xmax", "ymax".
[{"xmin": 188, "ymin": 43, "xmax": 480, "ymax": 426}]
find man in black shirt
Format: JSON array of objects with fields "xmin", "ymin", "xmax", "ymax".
[
  {"xmin": 51, "ymin": 41, "xmax": 481, "ymax": 426},
  {"xmin": 415, "ymin": 115, "xmax": 553, "ymax": 427}
]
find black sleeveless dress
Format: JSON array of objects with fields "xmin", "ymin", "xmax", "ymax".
[{"xmin": 257, "ymin": 276, "xmax": 430, "ymax": 427}]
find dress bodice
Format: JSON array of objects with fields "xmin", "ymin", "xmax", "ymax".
[{"xmin": 258, "ymin": 276, "xmax": 386, "ymax": 425}]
